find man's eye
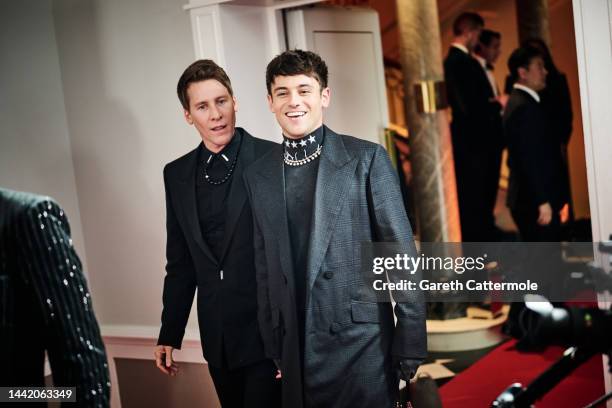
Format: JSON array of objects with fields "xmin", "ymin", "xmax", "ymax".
[
  {"xmin": 218, "ymin": 99, "xmax": 226, "ymax": 105},
  {"xmin": 198, "ymin": 105, "xmax": 207, "ymax": 110},
  {"xmin": 276, "ymin": 92, "xmax": 287, "ymax": 97},
  {"xmin": 300, "ymin": 90, "xmax": 311, "ymax": 95}
]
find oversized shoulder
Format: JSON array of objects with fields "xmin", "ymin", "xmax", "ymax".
[
  {"xmin": 163, "ymin": 144, "xmax": 199, "ymax": 179},
  {"xmin": 242, "ymin": 131, "xmax": 277, "ymax": 153},
  {"xmin": 504, "ymin": 90, "xmax": 539, "ymax": 121},
  {"xmin": 0, "ymin": 188, "xmax": 66, "ymax": 227},
  {"xmin": 334, "ymin": 132, "xmax": 384, "ymax": 157}
]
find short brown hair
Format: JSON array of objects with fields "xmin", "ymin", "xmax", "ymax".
[
  {"xmin": 266, "ymin": 50, "xmax": 328, "ymax": 95},
  {"xmin": 177, "ymin": 59, "xmax": 233, "ymax": 110},
  {"xmin": 452, "ymin": 12, "xmax": 484, "ymax": 36}
]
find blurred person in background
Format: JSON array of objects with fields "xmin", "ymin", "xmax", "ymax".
[
  {"xmin": 474, "ymin": 29, "xmax": 505, "ymax": 240},
  {"xmin": 444, "ymin": 12, "xmax": 502, "ymax": 242},
  {"xmin": 504, "ymin": 47, "xmax": 564, "ymax": 241},
  {"xmin": 0, "ymin": 187, "xmax": 110, "ymax": 407}
]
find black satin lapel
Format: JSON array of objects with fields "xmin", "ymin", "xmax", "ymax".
[
  {"xmin": 218, "ymin": 137, "xmax": 252, "ymax": 265},
  {"xmin": 255, "ymin": 154, "xmax": 296, "ymax": 294},
  {"xmin": 176, "ymin": 172, "xmax": 218, "ymax": 265}
]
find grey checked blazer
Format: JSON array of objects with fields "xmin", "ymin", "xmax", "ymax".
[{"xmin": 244, "ymin": 127, "xmax": 426, "ymax": 408}]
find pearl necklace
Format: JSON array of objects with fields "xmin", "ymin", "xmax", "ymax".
[
  {"xmin": 283, "ymin": 145, "xmax": 323, "ymax": 166},
  {"xmin": 203, "ymin": 144, "xmax": 240, "ymax": 185}
]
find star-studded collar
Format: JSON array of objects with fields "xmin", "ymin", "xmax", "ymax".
[{"xmin": 283, "ymin": 126, "xmax": 324, "ymax": 163}]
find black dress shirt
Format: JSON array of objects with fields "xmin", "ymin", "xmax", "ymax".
[
  {"xmin": 283, "ymin": 126, "xmax": 324, "ymax": 352},
  {"xmin": 196, "ymin": 131, "xmax": 242, "ymax": 261}
]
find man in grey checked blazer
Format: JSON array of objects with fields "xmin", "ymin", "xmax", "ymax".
[{"xmin": 244, "ymin": 50, "xmax": 427, "ymax": 407}]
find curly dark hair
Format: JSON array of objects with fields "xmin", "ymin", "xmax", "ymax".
[{"xmin": 265, "ymin": 49, "xmax": 328, "ymax": 95}]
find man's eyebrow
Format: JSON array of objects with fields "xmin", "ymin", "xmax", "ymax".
[
  {"xmin": 273, "ymin": 86, "xmax": 289, "ymax": 92},
  {"xmin": 298, "ymin": 84, "xmax": 313, "ymax": 88}
]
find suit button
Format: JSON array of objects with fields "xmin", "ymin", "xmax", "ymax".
[
  {"xmin": 329, "ymin": 322, "xmax": 341, "ymax": 334},
  {"xmin": 323, "ymin": 271, "xmax": 334, "ymax": 280}
]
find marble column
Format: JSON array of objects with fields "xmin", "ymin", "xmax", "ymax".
[
  {"xmin": 395, "ymin": 0, "xmax": 461, "ymax": 243},
  {"xmin": 515, "ymin": 0, "xmax": 551, "ymax": 45},
  {"xmin": 395, "ymin": 0, "xmax": 464, "ymax": 319}
]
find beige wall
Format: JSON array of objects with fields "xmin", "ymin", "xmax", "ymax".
[
  {"xmin": 0, "ymin": 0, "xmax": 88, "ymax": 262},
  {"xmin": 52, "ymin": 0, "xmax": 199, "ymax": 330}
]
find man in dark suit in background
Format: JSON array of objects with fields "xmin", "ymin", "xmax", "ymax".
[
  {"xmin": 154, "ymin": 60, "xmax": 280, "ymax": 407},
  {"xmin": 0, "ymin": 188, "xmax": 110, "ymax": 406},
  {"xmin": 244, "ymin": 50, "xmax": 426, "ymax": 408},
  {"xmin": 504, "ymin": 47, "xmax": 564, "ymax": 241},
  {"xmin": 444, "ymin": 12, "xmax": 503, "ymax": 241},
  {"xmin": 474, "ymin": 29, "xmax": 505, "ymax": 233},
  {"xmin": 523, "ymin": 38, "xmax": 574, "ymax": 225}
]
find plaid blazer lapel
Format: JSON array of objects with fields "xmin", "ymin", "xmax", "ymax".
[{"xmin": 306, "ymin": 128, "xmax": 357, "ymax": 299}]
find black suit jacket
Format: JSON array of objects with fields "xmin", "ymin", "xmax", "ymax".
[
  {"xmin": 158, "ymin": 128, "xmax": 277, "ymax": 369},
  {"xmin": 244, "ymin": 127, "xmax": 426, "ymax": 408},
  {"xmin": 444, "ymin": 46, "xmax": 502, "ymax": 151},
  {"xmin": 503, "ymin": 89, "xmax": 564, "ymax": 212},
  {"xmin": 0, "ymin": 188, "xmax": 109, "ymax": 406}
]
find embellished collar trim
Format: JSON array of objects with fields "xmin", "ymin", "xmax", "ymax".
[{"xmin": 283, "ymin": 126, "xmax": 324, "ymax": 167}]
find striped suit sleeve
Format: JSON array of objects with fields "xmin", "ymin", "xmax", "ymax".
[{"xmin": 16, "ymin": 198, "xmax": 110, "ymax": 407}]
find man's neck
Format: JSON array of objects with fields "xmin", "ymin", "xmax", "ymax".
[
  {"xmin": 451, "ymin": 41, "xmax": 469, "ymax": 54},
  {"xmin": 513, "ymin": 82, "xmax": 540, "ymax": 103}
]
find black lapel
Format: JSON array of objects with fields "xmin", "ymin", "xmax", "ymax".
[
  {"xmin": 175, "ymin": 146, "xmax": 218, "ymax": 265},
  {"xmin": 306, "ymin": 127, "xmax": 358, "ymax": 297},
  {"xmin": 218, "ymin": 129, "xmax": 252, "ymax": 265},
  {"xmin": 252, "ymin": 145, "xmax": 297, "ymax": 294}
]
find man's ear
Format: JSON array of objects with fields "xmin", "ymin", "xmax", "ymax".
[
  {"xmin": 184, "ymin": 109, "xmax": 193, "ymax": 125},
  {"xmin": 517, "ymin": 66, "xmax": 528, "ymax": 82},
  {"xmin": 321, "ymin": 87, "xmax": 331, "ymax": 108},
  {"xmin": 233, "ymin": 96, "xmax": 238, "ymax": 113},
  {"xmin": 267, "ymin": 94, "xmax": 275, "ymax": 113}
]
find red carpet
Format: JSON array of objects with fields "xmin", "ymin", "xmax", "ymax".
[{"xmin": 439, "ymin": 339, "xmax": 606, "ymax": 407}]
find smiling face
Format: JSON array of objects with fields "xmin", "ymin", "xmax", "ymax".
[
  {"xmin": 268, "ymin": 74, "xmax": 330, "ymax": 139},
  {"xmin": 184, "ymin": 79, "xmax": 237, "ymax": 153}
]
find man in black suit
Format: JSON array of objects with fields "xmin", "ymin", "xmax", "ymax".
[
  {"xmin": 474, "ymin": 29, "xmax": 505, "ymax": 232},
  {"xmin": 154, "ymin": 60, "xmax": 280, "ymax": 407},
  {"xmin": 244, "ymin": 50, "xmax": 426, "ymax": 408},
  {"xmin": 504, "ymin": 47, "xmax": 564, "ymax": 241},
  {"xmin": 0, "ymin": 188, "xmax": 110, "ymax": 406},
  {"xmin": 444, "ymin": 13, "xmax": 503, "ymax": 241}
]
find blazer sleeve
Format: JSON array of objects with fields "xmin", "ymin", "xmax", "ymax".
[
  {"xmin": 366, "ymin": 145, "xmax": 427, "ymax": 360},
  {"xmin": 243, "ymin": 172, "xmax": 278, "ymax": 360},
  {"xmin": 16, "ymin": 198, "xmax": 110, "ymax": 406},
  {"xmin": 158, "ymin": 166, "xmax": 197, "ymax": 349}
]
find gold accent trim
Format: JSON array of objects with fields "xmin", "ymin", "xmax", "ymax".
[{"xmin": 414, "ymin": 80, "xmax": 448, "ymax": 113}]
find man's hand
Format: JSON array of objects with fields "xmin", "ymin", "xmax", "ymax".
[
  {"xmin": 559, "ymin": 203, "xmax": 569, "ymax": 224},
  {"xmin": 538, "ymin": 202, "xmax": 553, "ymax": 225},
  {"xmin": 155, "ymin": 345, "xmax": 179, "ymax": 376},
  {"xmin": 395, "ymin": 358, "xmax": 422, "ymax": 381}
]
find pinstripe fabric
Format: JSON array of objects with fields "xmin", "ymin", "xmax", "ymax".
[
  {"xmin": 0, "ymin": 188, "xmax": 110, "ymax": 407},
  {"xmin": 245, "ymin": 128, "xmax": 427, "ymax": 408}
]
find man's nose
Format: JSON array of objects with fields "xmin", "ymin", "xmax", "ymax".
[
  {"xmin": 288, "ymin": 91, "xmax": 301, "ymax": 107},
  {"xmin": 210, "ymin": 105, "xmax": 222, "ymax": 119}
]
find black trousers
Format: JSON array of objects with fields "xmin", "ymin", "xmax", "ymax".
[{"xmin": 208, "ymin": 357, "xmax": 281, "ymax": 408}]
